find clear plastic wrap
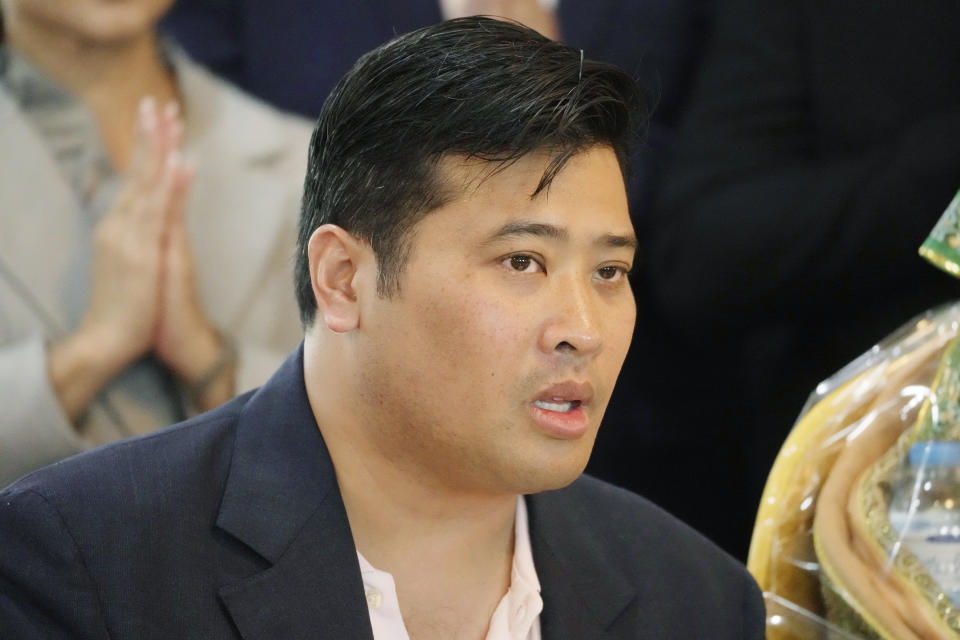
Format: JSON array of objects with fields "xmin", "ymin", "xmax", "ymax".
[{"xmin": 749, "ymin": 190, "xmax": 960, "ymax": 640}]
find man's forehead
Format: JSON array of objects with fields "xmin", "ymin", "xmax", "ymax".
[
  {"xmin": 433, "ymin": 146, "xmax": 615, "ymax": 200},
  {"xmin": 424, "ymin": 147, "xmax": 633, "ymax": 242},
  {"xmin": 433, "ymin": 153, "xmax": 542, "ymax": 199}
]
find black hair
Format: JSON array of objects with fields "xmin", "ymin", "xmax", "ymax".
[{"xmin": 295, "ymin": 16, "xmax": 645, "ymax": 325}]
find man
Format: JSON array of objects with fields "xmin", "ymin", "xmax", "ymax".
[
  {"xmin": 162, "ymin": 0, "xmax": 748, "ymax": 559},
  {"xmin": 0, "ymin": 18, "xmax": 764, "ymax": 639}
]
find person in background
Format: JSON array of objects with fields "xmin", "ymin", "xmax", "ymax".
[
  {"xmin": 648, "ymin": 0, "xmax": 960, "ymax": 552},
  {"xmin": 0, "ymin": 18, "xmax": 764, "ymax": 638},
  {"xmin": 0, "ymin": 0, "xmax": 310, "ymax": 485}
]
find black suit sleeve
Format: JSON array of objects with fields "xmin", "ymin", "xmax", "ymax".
[
  {"xmin": 650, "ymin": 0, "xmax": 960, "ymax": 336},
  {"xmin": 0, "ymin": 487, "xmax": 109, "ymax": 639}
]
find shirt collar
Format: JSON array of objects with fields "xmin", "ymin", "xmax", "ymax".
[
  {"xmin": 0, "ymin": 45, "xmax": 75, "ymax": 111},
  {"xmin": 486, "ymin": 496, "xmax": 543, "ymax": 639}
]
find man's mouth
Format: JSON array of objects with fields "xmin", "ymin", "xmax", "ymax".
[
  {"xmin": 529, "ymin": 383, "xmax": 592, "ymax": 439},
  {"xmin": 533, "ymin": 398, "xmax": 581, "ymax": 413}
]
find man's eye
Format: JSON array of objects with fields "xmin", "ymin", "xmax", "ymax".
[
  {"xmin": 505, "ymin": 254, "xmax": 542, "ymax": 273},
  {"xmin": 596, "ymin": 265, "xmax": 626, "ymax": 281}
]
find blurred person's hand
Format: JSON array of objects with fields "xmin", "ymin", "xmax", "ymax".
[
  {"xmin": 48, "ymin": 98, "xmax": 204, "ymax": 424},
  {"xmin": 153, "ymin": 146, "xmax": 235, "ymax": 411},
  {"xmin": 88, "ymin": 99, "xmax": 190, "ymax": 369}
]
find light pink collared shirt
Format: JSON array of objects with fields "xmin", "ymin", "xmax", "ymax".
[{"xmin": 357, "ymin": 497, "xmax": 543, "ymax": 640}]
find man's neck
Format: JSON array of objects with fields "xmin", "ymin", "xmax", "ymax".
[
  {"xmin": 335, "ymin": 445, "xmax": 518, "ymax": 639},
  {"xmin": 304, "ymin": 342, "xmax": 518, "ymax": 638},
  {"xmin": 4, "ymin": 21, "xmax": 177, "ymax": 170},
  {"xmin": 337, "ymin": 445, "xmax": 518, "ymax": 567}
]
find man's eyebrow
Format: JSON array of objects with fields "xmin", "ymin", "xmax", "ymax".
[
  {"xmin": 483, "ymin": 221, "xmax": 639, "ymax": 254},
  {"xmin": 483, "ymin": 221, "xmax": 569, "ymax": 244},
  {"xmin": 597, "ymin": 233, "xmax": 639, "ymax": 252}
]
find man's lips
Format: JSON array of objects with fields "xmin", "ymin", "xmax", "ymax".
[
  {"xmin": 529, "ymin": 380, "xmax": 595, "ymax": 439},
  {"xmin": 533, "ymin": 398, "xmax": 581, "ymax": 412},
  {"xmin": 532, "ymin": 380, "xmax": 594, "ymax": 410}
]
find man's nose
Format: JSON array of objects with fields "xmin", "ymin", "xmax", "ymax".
[{"xmin": 538, "ymin": 275, "xmax": 604, "ymax": 359}]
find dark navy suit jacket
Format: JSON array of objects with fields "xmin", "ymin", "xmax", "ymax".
[{"xmin": 0, "ymin": 347, "xmax": 764, "ymax": 638}]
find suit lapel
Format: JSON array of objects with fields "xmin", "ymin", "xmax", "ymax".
[
  {"xmin": 527, "ymin": 487, "xmax": 648, "ymax": 640},
  {"xmin": 217, "ymin": 490, "xmax": 373, "ymax": 640},
  {"xmin": 215, "ymin": 347, "xmax": 373, "ymax": 640}
]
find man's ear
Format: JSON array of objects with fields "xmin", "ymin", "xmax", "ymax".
[{"xmin": 307, "ymin": 224, "xmax": 367, "ymax": 333}]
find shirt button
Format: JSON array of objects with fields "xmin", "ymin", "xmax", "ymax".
[{"xmin": 365, "ymin": 587, "xmax": 383, "ymax": 609}]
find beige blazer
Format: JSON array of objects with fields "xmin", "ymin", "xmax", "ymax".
[{"xmin": 0, "ymin": 55, "xmax": 312, "ymax": 485}]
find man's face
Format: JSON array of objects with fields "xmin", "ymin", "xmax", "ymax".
[{"xmin": 354, "ymin": 146, "xmax": 636, "ymax": 495}]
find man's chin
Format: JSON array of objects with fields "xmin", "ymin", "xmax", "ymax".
[
  {"xmin": 525, "ymin": 472, "xmax": 584, "ymax": 494},
  {"xmin": 508, "ymin": 453, "xmax": 591, "ymax": 495}
]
